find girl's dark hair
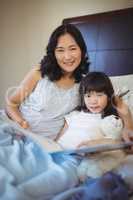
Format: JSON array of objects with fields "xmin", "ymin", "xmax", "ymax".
[
  {"xmin": 77, "ymin": 71, "xmax": 119, "ymax": 118},
  {"xmin": 40, "ymin": 24, "xmax": 89, "ymax": 82}
]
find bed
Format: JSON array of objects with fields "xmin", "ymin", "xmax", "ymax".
[{"xmin": 0, "ymin": 7, "xmax": 133, "ymax": 200}]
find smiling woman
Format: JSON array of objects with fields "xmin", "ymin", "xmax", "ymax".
[
  {"xmin": 5, "ymin": 23, "xmax": 89, "ymax": 139},
  {"xmin": 55, "ymin": 33, "xmax": 82, "ymax": 75}
]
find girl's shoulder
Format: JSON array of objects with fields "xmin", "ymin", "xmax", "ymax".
[
  {"xmin": 64, "ymin": 110, "xmax": 80, "ymax": 124},
  {"xmin": 65, "ymin": 110, "xmax": 80, "ymax": 118}
]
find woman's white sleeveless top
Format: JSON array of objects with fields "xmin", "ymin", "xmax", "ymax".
[{"xmin": 20, "ymin": 76, "xmax": 79, "ymax": 139}]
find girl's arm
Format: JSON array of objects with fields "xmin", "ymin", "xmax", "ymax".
[
  {"xmin": 55, "ymin": 121, "xmax": 68, "ymax": 141},
  {"xmin": 77, "ymin": 138, "xmax": 120, "ymax": 148},
  {"xmin": 5, "ymin": 67, "xmax": 41, "ymax": 128}
]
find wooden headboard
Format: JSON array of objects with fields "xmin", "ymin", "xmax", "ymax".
[{"xmin": 63, "ymin": 8, "xmax": 133, "ymax": 76}]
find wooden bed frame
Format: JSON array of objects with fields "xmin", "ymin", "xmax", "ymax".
[{"xmin": 63, "ymin": 7, "xmax": 133, "ymax": 76}]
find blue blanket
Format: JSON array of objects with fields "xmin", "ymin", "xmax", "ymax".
[
  {"xmin": 0, "ymin": 121, "xmax": 78, "ymax": 200},
  {"xmin": 0, "ymin": 117, "xmax": 130, "ymax": 200}
]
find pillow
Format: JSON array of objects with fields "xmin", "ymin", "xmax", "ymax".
[{"xmin": 110, "ymin": 74, "xmax": 133, "ymax": 116}]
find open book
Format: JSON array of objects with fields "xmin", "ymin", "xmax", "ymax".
[{"xmin": 0, "ymin": 112, "xmax": 133, "ymax": 154}]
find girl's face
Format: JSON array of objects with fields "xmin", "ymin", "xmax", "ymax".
[
  {"xmin": 84, "ymin": 91, "xmax": 108, "ymax": 113},
  {"xmin": 55, "ymin": 33, "xmax": 82, "ymax": 76}
]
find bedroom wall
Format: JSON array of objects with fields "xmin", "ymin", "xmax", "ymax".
[{"xmin": 0, "ymin": 0, "xmax": 133, "ymax": 108}]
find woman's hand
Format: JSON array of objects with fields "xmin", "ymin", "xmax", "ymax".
[
  {"xmin": 19, "ymin": 120, "xmax": 30, "ymax": 129},
  {"xmin": 122, "ymin": 129, "xmax": 133, "ymax": 153},
  {"xmin": 114, "ymin": 95, "xmax": 129, "ymax": 117}
]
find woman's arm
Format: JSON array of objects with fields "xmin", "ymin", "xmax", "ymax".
[
  {"xmin": 5, "ymin": 67, "xmax": 41, "ymax": 128},
  {"xmin": 114, "ymin": 96, "xmax": 133, "ymax": 152},
  {"xmin": 115, "ymin": 96, "xmax": 133, "ymax": 131}
]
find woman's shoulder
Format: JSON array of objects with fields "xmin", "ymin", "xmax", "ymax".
[
  {"xmin": 19, "ymin": 65, "xmax": 42, "ymax": 93},
  {"xmin": 29, "ymin": 65, "xmax": 41, "ymax": 81}
]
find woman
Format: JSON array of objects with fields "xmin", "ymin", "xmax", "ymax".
[{"xmin": 5, "ymin": 24, "xmax": 89, "ymax": 139}]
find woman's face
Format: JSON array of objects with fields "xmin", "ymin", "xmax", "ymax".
[
  {"xmin": 55, "ymin": 33, "xmax": 82, "ymax": 75},
  {"xmin": 84, "ymin": 91, "xmax": 108, "ymax": 113}
]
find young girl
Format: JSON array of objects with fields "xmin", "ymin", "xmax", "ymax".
[{"xmin": 57, "ymin": 71, "xmax": 126, "ymax": 179}]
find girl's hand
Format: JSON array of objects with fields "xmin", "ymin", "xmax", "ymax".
[
  {"xmin": 76, "ymin": 140, "xmax": 91, "ymax": 148},
  {"xmin": 77, "ymin": 138, "xmax": 116, "ymax": 148}
]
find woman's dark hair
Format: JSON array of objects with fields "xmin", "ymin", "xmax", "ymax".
[
  {"xmin": 77, "ymin": 71, "xmax": 119, "ymax": 118},
  {"xmin": 40, "ymin": 24, "xmax": 89, "ymax": 82}
]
